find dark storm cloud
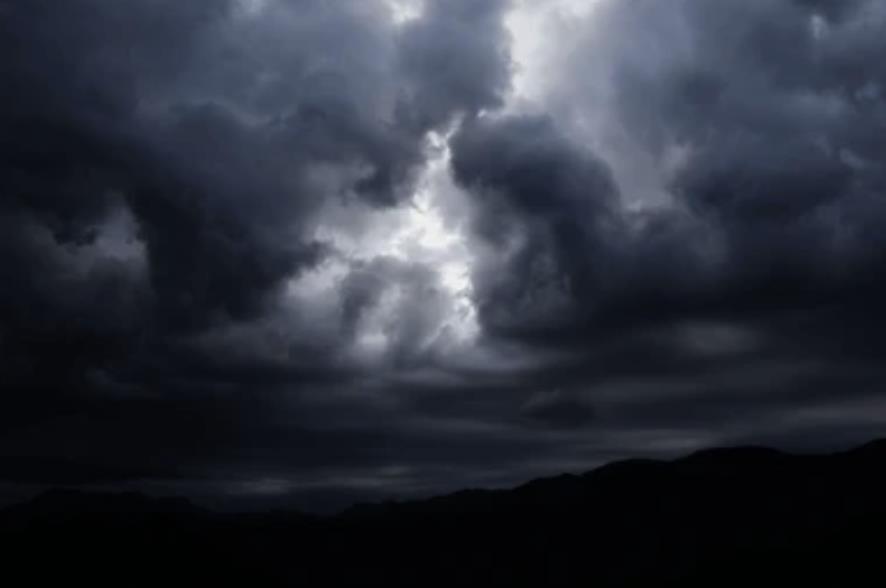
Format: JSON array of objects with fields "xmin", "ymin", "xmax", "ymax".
[
  {"xmin": 1, "ymin": 0, "xmax": 512, "ymax": 335},
  {"xmin": 520, "ymin": 389, "xmax": 596, "ymax": 430},
  {"xmin": 440, "ymin": 0, "xmax": 886, "ymax": 462},
  {"xmin": 450, "ymin": 114, "xmax": 618, "ymax": 340},
  {"xmin": 398, "ymin": 0, "xmax": 511, "ymax": 128},
  {"xmin": 449, "ymin": 0, "xmax": 886, "ymax": 343},
  {"xmin": 0, "ymin": 0, "xmax": 513, "ymax": 493},
  {"xmin": 4, "ymin": 0, "xmax": 886, "ymax": 509}
]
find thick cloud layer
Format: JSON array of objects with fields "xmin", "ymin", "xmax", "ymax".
[
  {"xmin": 447, "ymin": 0, "xmax": 886, "ymax": 457},
  {"xmin": 3, "ymin": 0, "xmax": 886, "ymax": 509}
]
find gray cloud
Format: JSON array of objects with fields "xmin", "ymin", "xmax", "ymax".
[
  {"xmin": 3, "ymin": 0, "xmax": 886, "ymax": 509},
  {"xmin": 520, "ymin": 389, "xmax": 596, "ymax": 430},
  {"xmin": 441, "ymin": 0, "xmax": 886, "ymax": 477},
  {"xmin": 0, "ymin": 0, "xmax": 514, "ymax": 494}
]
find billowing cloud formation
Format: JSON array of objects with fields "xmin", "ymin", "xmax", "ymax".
[{"xmin": 3, "ymin": 0, "xmax": 886, "ymax": 509}]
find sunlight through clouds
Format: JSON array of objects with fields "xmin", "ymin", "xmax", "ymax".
[
  {"xmin": 386, "ymin": 0, "xmax": 423, "ymax": 25},
  {"xmin": 286, "ymin": 129, "xmax": 479, "ymax": 363},
  {"xmin": 505, "ymin": 0, "xmax": 601, "ymax": 105}
]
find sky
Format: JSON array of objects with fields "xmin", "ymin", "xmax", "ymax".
[{"xmin": 3, "ymin": 0, "xmax": 886, "ymax": 511}]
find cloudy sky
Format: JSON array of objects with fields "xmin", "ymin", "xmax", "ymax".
[{"xmin": 3, "ymin": 0, "xmax": 886, "ymax": 510}]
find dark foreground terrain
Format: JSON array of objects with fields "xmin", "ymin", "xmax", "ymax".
[{"xmin": 4, "ymin": 440, "xmax": 886, "ymax": 586}]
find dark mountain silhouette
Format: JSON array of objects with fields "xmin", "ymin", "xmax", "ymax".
[{"xmin": 4, "ymin": 440, "xmax": 886, "ymax": 586}]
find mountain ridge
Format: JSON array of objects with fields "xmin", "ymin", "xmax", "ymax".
[{"xmin": 4, "ymin": 438, "xmax": 886, "ymax": 586}]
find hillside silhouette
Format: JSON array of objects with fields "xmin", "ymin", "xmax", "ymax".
[{"xmin": 4, "ymin": 440, "xmax": 886, "ymax": 586}]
